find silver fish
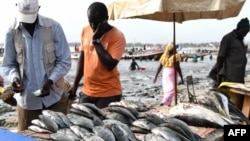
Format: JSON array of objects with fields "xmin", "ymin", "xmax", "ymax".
[
  {"xmin": 67, "ymin": 113, "xmax": 94, "ymax": 130},
  {"xmin": 70, "ymin": 125, "xmax": 90, "ymax": 138},
  {"xmin": 109, "ymin": 123, "xmax": 129, "ymax": 141},
  {"xmin": 81, "ymin": 133, "xmax": 105, "ymax": 141},
  {"xmin": 107, "ymin": 106, "xmax": 137, "ymax": 121},
  {"xmin": 28, "ymin": 125, "xmax": 53, "ymax": 134},
  {"xmin": 132, "ymin": 118, "xmax": 157, "ymax": 131},
  {"xmin": 42, "ymin": 110, "xmax": 67, "ymax": 128},
  {"xmin": 31, "ymin": 119, "xmax": 47, "ymax": 129},
  {"xmin": 168, "ymin": 103, "xmax": 233, "ymax": 128},
  {"xmin": 93, "ymin": 126, "xmax": 116, "ymax": 141},
  {"xmin": 105, "ymin": 111, "xmax": 133, "ymax": 125},
  {"xmin": 50, "ymin": 128, "xmax": 81, "ymax": 141},
  {"xmin": 151, "ymin": 127, "xmax": 183, "ymax": 141},
  {"xmin": 144, "ymin": 133, "xmax": 168, "ymax": 141},
  {"xmin": 83, "ymin": 103, "xmax": 106, "ymax": 119},
  {"xmin": 39, "ymin": 114, "xmax": 58, "ymax": 133},
  {"xmin": 56, "ymin": 111, "xmax": 72, "ymax": 127},
  {"xmin": 162, "ymin": 117, "xmax": 201, "ymax": 141},
  {"xmin": 71, "ymin": 103, "xmax": 95, "ymax": 115}
]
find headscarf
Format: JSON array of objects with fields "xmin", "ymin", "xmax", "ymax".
[{"xmin": 159, "ymin": 42, "xmax": 181, "ymax": 67}]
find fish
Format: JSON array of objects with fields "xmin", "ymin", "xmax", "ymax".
[
  {"xmin": 69, "ymin": 125, "xmax": 90, "ymax": 138},
  {"xmin": 67, "ymin": 113, "xmax": 94, "ymax": 130},
  {"xmin": 56, "ymin": 111, "xmax": 72, "ymax": 127},
  {"xmin": 210, "ymin": 91, "xmax": 230, "ymax": 119},
  {"xmin": 109, "ymin": 123, "xmax": 129, "ymax": 141},
  {"xmin": 140, "ymin": 113, "xmax": 164, "ymax": 125},
  {"xmin": 31, "ymin": 119, "xmax": 50, "ymax": 131},
  {"xmin": 42, "ymin": 110, "xmax": 67, "ymax": 128},
  {"xmin": 132, "ymin": 118, "xmax": 157, "ymax": 131},
  {"xmin": 83, "ymin": 103, "xmax": 106, "ymax": 119},
  {"xmin": 168, "ymin": 103, "xmax": 234, "ymax": 128},
  {"xmin": 81, "ymin": 133, "xmax": 105, "ymax": 141},
  {"xmin": 201, "ymin": 129, "xmax": 224, "ymax": 141},
  {"xmin": 107, "ymin": 106, "xmax": 137, "ymax": 121},
  {"xmin": 160, "ymin": 117, "xmax": 200, "ymax": 141},
  {"xmin": 104, "ymin": 119, "xmax": 138, "ymax": 141},
  {"xmin": 105, "ymin": 111, "xmax": 133, "ymax": 125},
  {"xmin": 228, "ymin": 101, "xmax": 250, "ymax": 125},
  {"xmin": 69, "ymin": 108, "xmax": 94, "ymax": 119},
  {"xmin": 39, "ymin": 114, "xmax": 59, "ymax": 133},
  {"xmin": 144, "ymin": 133, "xmax": 169, "ymax": 141},
  {"xmin": 71, "ymin": 103, "xmax": 95, "ymax": 115},
  {"xmin": 109, "ymin": 100, "xmax": 150, "ymax": 112},
  {"xmin": 151, "ymin": 126, "xmax": 190, "ymax": 141},
  {"xmin": 28, "ymin": 125, "xmax": 53, "ymax": 134},
  {"xmin": 93, "ymin": 126, "xmax": 116, "ymax": 141},
  {"xmin": 50, "ymin": 128, "xmax": 81, "ymax": 141}
]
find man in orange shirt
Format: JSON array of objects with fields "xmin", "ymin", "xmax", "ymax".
[{"xmin": 69, "ymin": 2, "xmax": 126, "ymax": 108}]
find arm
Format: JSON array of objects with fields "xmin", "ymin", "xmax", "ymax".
[
  {"xmin": 216, "ymin": 56, "xmax": 224, "ymax": 85},
  {"xmin": 68, "ymin": 51, "xmax": 84, "ymax": 98},
  {"xmin": 153, "ymin": 63, "xmax": 163, "ymax": 83},
  {"xmin": 176, "ymin": 62, "xmax": 184, "ymax": 84},
  {"xmin": 48, "ymin": 22, "xmax": 71, "ymax": 82},
  {"xmin": 216, "ymin": 35, "xmax": 229, "ymax": 86},
  {"xmin": 93, "ymin": 43, "xmax": 119, "ymax": 71},
  {"xmin": 93, "ymin": 23, "xmax": 123, "ymax": 71}
]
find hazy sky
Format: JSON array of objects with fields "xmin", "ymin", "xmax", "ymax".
[{"xmin": 0, "ymin": 0, "xmax": 250, "ymax": 44}]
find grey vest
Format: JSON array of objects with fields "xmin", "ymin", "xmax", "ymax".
[{"xmin": 11, "ymin": 16, "xmax": 64, "ymax": 93}]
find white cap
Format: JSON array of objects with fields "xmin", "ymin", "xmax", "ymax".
[{"xmin": 16, "ymin": 0, "xmax": 39, "ymax": 23}]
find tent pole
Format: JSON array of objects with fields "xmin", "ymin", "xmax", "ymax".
[{"xmin": 173, "ymin": 13, "xmax": 177, "ymax": 105}]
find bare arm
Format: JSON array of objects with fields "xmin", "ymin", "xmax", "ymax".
[
  {"xmin": 93, "ymin": 43, "xmax": 119, "ymax": 71},
  {"xmin": 68, "ymin": 51, "xmax": 84, "ymax": 98},
  {"xmin": 153, "ymin": 63, "xmax": 163, "ymax": 83},
  {"xmin": 176, "ymin": 62, "xmax": 184, "ymax": 84}
]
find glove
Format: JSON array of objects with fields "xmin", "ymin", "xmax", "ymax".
[
  {"xmin": 40, "ymin": 79, "xmax": 53, "ymax": 97},
  {"xmin": 11, "ymin": 77, "xmax": 24, "ymax": 93}
]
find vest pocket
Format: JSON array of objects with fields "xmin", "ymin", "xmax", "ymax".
[
  {"xmin": 16, "ymin": 47, "xmax": 23, "ymax": 64},
  {"xmin": 45, "ymin": 43, "xmax": 56, "ymax": 63}
]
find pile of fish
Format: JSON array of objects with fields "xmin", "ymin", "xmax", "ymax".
[{"xmin": 27, "ymin": 90, "xmax": 250, "ymax": 141}]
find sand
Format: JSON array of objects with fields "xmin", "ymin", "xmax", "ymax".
[{"xmin": 2, "ymin": 54, "xmax": 249, "ymax": 132}]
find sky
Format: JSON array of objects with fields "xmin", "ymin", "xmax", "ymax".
[{"xmin": 0, "ymin": 0, "xmax": 250, "ymax": 44}]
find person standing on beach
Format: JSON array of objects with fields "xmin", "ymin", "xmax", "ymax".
[
  {"xmin": 153, "ymin": 42, "xmax": 184, "ymax": 106},
  {"xmin": 68, "ymin": 2, "xmax": 126, "ymax": 108},
  {"xmin": 216, "ymin": 17, "xmax": 250, "ymax": 86},
  {"xmin": 1, "ymin": 0, "xmax": 71, "ymax": 131}
]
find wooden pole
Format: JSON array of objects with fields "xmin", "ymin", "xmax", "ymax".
[{"xmin": 173, "ymin": 13, "xmax": 177, "ymax": 105}]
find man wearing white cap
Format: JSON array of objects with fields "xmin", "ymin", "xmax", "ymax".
[{"xmin": 2, "ymin": 0, "xmax": 71, "ymax": 131}]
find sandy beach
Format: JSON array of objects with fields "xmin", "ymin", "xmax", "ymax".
[{"xmin": 0, "ymin": 54, "xmax": 219, "ymax": 131}]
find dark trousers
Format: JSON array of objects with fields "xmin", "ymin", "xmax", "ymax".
[
  {"xmin": 79, "ymin": 92, "xmax": 122, "ymax": 109},
  {"xmin": 17, "ymin": 93, "xmax": 68, "ymax": 131}
]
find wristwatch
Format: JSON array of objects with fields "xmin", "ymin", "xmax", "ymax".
[{"xmin": 92, "ymin": 39, "xmax": 101, "ymax": 44}]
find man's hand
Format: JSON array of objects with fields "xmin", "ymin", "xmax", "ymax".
[
  {"xmin": 68, "ymin": 86, "xmax": 77, "ymax": 100},
  {"xmin": 12, "ymin": 77, "xmax": 24, "ymax": 93},
  {"xmin": 40, "ymin": 79, "xmax": 53, "ymax": 97},
  {"xmin": 93, "ymin": 22, "xmax": 107, "ymax": 39}
]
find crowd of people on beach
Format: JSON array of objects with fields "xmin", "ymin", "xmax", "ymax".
[{"xmin": 0, "ymin": 0, "xmax": 250, "ymax": 134}]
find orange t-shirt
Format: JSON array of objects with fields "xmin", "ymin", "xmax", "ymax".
[{"xmin": 80, "ymin": 25, "xmax": 126, "ymax": 97}]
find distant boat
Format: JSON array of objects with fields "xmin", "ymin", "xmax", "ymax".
[
  {"xmin": 71, "ymin": 52, "xmax": 79, "ymax": 59},
  {"xmin": 122, "ymin": 49, "xmax": 164, "ymax": 61}
]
